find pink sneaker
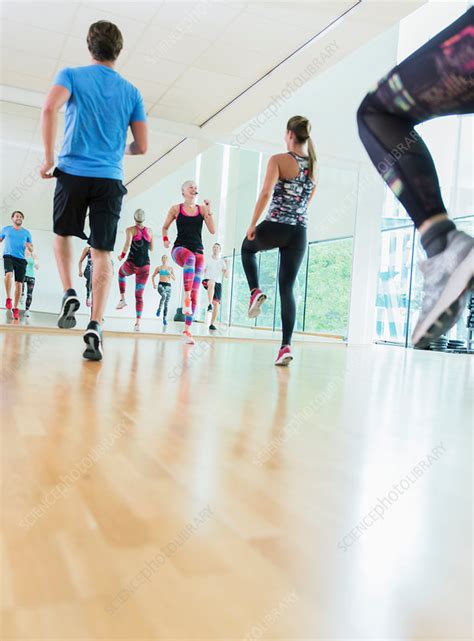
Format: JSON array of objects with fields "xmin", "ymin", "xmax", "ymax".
[
  {"xmin": 12, "ymin": 308, "xmax": 19, "ymax": 321},
  {"xmin": 275, "ymin": 345, "xmax": 293, "ymax": 366},
  {"xmin": 5, "ymin": 297, "xmax": 12, "ymax": 310},
  {"xmin": 248, "ymin": 288, "xmax": 267, "ymax": 318}
]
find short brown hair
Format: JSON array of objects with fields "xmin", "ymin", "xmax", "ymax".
[
  {"xmin": 87, "ymin": 21, "xmax": 123, "ymax": 62},
  {"xmin": 11, "ymin": 210, "xmax": 24, "ymax": 219}
]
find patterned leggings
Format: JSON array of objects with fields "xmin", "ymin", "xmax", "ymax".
[
  {"xmin": 357, "ymin": 7, "xmax": 474, "ymax": 228},
  {"xmin": 172, "ymin": 246, "xmax": 205, "ymax": 328},
  {"xmin": 157, "ymin": 283, "xmax": 172, "ymax": 319},
  {"xmin": 84, "ymin": 265, "xmax": 92, "ymax": 299},
  {"xmin": 22, "ymin": 277, "xmax": 35, "ymax": 310},
  {"xmin": 118, "ymin": 260, "xmax": 150, "ymax": 319}
]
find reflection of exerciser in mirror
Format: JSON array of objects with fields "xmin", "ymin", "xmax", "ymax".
[
  {"xmin": 161, "ymin": 180, "xmax": 215, "ymax": 345},
  {"xmin": 152, "ymin": 254, "xmax": 175, "ymax": 327},
  {"xmin": 22, "ymin": 246, "xmax": 40, "ymax": 318},
  {"xmin": 78, "ymin": 245, "xmax": 93, "ymax": 308},
  {"xmin": 1, "ymin": 210, "xmax": 34, "ymax": 322},
  {"xmin": 202, "ymin": 242, "xmax": 228, "ymax": 332},
  {"xmin": 116, "ymin": 209, "xmax": 153, "ymax": 332}
]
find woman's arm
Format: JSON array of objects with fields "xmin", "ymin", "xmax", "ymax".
[
  {"xmin": 202, "ymin": 199, "xmax": 215, "ymax": 234},
  {"xmin": 170, "ymin": 266, "xmax": 176, "ymax": 281},
  {"xmin": 151, "ymin": 266, "xmax": 160, "ymax": 288},
  {"xmin": 118, "ymin": 227, "xmax": 133, "ymax": 261},
  {"xmin": 162, "ymin": 206, "xmax": 178, "ymax": 248},
  {"xmin": 148, "ymin": 228, "xmax": 154, "ymax": 252},
  {"xmin": 246, "ymin": 156, "xmax": 279, "ymax": 240}
]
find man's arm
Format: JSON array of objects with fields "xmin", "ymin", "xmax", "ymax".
[
  {"xmin": 40, "ymin": 85, "xmax": 70, "ymax": 179},
  {"xmin": 125, "ymin": 121, "xmax": 148, "ymax": 155}
]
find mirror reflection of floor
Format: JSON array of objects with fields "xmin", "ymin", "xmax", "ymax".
[{"xmin": 0, "ymin": 310, "xmax": 341, "ymax": 344}]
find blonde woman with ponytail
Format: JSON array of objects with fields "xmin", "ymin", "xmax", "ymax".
[{"xmin": 242, "ymin": 115, "xmax": 316, "ymax": 366}]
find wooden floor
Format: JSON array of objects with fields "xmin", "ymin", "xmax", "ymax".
[{"xmin": 1, "ymin": 327, "xmax": 472, "ymax": 641}]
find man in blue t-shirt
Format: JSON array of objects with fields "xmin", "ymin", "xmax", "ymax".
[
  {"xmin": 40, "ymin": 20, "xmax": 148, "ymax": 361},
  {"xmin": 0, "ymin": 210, "xmax": 34, "ymax": 321}
]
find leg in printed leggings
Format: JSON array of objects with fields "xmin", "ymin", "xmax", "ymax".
[
  {"xmin": 134, "ymin": 265, "xmax": 150, "ymax": 320},
  {"xmin": 172, "ymin": 247, "xmax": 203, "ymax": 328},
  {"xmin": 84, "ymin": 267, "xmax": 92, "ymax": 301},
  {"xmin": 357, "ymin": 7, "xmax": 473, "ymax": 232},
  {"xmin": 25, "ymin": 277, "xmax": 35, "ymax": 310},
  {"xmin": 157, "ymin": 284, "xmax": 171, "ymax": 319},
  {"xmin": 357, "ymin": 7, "xmax": 474, "ymax": 346},
  {"xmin": 118, "ymin": 260, "xmax": 135, "ymax": 297}
]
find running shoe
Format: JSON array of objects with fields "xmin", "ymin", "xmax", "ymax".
[
  {"xmin": 134, "ymin": 323, "xmax": 140, "ymax": 332},
  {"xmin": 182, "ymin": 329, "xmax": 195, "ymax": 344},
  {"xmin": 275, "ymin": 345, "xmax": 293, "ymax": 366},
  {"xmin": 156, "ymin": 308, "xmax": 161, "ymax": 317},
  {"xmin": 5, "ymin": 297, "xmax": 12, "ymax": 310},
  {"xmin": 163, "ymin": 318, "xmax": 168, "ymax": 326},
  {"xmin": 412, "ymin": 230, "xmax": 474, "ymax": 348},
  {"xmin": 207, "ymin": 304, "xmax": 213, "ymax": 312},
  {"xmin": 248, "ymin": 288, "xmax": 267, "ymax": 318},
  {"xmin": 183, "ymin": 296, "xmax": 192, "ymax": 316},
  {"xmin": 24, "ymin": 310, "xmax": 30, "ymax": 318},
  {"xmin": 116, "ymin": 299, "xmax": 127, "ymax": 310},
  {"xmin": 83, "ymin": 321, "xmax": 103, "ymax": 361},
  {"xmin": 58, "ymin": 289, "xmax": 80, "ymax": 329},
  {"xmin": 209, "ymin": 324, "xmax": 217, "ymax": 331},
  {"xmin": 86, "ymin": 298, "xmax": 91, "ymax": 308},
  {"xmin": 12, "ymin": 308, "xmax": 19, "ymax": 321}
]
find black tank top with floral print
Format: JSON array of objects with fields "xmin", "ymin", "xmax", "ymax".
[{"xmin": 265, "ymin": 153, "xmax": 314, "ymax": 227}]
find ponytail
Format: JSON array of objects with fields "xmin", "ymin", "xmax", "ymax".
[{"xmin": 286, "ymin": 115, "xmax": 317, "ymax": 179}]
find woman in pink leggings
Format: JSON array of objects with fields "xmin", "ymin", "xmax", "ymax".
[
  {"xmin": 116, "ymin": 208, "xmax": 154, "ymax": 331},
  {"xmin": 162, "ymin": 180, "xmax": 215, "ymax": 343}
]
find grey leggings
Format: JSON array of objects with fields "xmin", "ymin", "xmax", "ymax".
[{"xmin": 157, "ymin": 283, "xmax": 171, "ymax": 318}]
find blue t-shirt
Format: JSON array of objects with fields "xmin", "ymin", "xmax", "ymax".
[
  {"xmin": 54, "ymin": 65, "xmax": 147, "ymax": 181},
  {"xmin": 0, "ymin": 226, "xmax": 32, "ymax": 259}
]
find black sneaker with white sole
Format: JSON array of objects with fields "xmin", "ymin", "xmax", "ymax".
[
  {"xmin": 209, "ymin": 324, "xmax": 217, "ymax": 331},
  {"xmin": 83, "ymin": 321, "xmax": 103, "ymax": 361},
  {"xmin": 58, "ymin": 289, "xmax": 80, "ymax": 329}
]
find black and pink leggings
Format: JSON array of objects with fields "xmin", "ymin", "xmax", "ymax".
[
  {"xmin": 118, "ymin": 260, "xmax": 150, "ymax": 319},
  {"xmin": 172, "ymin": 246, "xmax": 205, "ymax": 328},
  {"xmin": 357, "ymin": 7, "xmax": 473, "ymax": 228}
]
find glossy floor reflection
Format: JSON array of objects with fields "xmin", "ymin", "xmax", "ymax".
[{"xmin": 1, "ymin": 328, "xmax": 471, "ymax": 640}]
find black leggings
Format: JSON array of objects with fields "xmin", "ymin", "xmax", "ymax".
[
  {"xmin": 357, "ymin": 7, "xmax": 473, "ymax": 228},
  {"xmin": 241, "ymin": 221, "xmax": 306, "ymax": 346},
  {"xmin": 23, "ymin": 276, "xmax": 35, "ymax": 310}
]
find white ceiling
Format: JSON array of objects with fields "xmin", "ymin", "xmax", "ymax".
[{"xmin": 0, "ymin": 0, "xmax": 427, "ymax": 229}]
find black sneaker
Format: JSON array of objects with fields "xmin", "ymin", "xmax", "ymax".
[
  {"xmin": 209, "ymin": 324, "xmax": 217, "ymax": 331},
  {"xmin": 83, "ymin": 321, "xmax": 103, "ymax": 361},
  {"xmin": 58, "ymin": 289, "xmax": 80, "ymax": 329},
  {"xmin": 207, "ymin": 304, "xmax": 213, "ymax": 312}
]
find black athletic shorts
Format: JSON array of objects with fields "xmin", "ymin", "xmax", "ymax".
[
  {"xmin": 3, "ymin": 255, "xmax": 27, "ymax": 282},
  {"xmin": 202, "ymin": 279, "xmax": 222, "ymax": 302},
  {"xmin": 53, "ymin": 168, "xmax": 128, "ymax": 251}
]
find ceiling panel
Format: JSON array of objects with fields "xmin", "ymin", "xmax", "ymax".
[
  {"xmin": 1, "ymin": 21, "xmax": 67, "ymax": 59},
  {"xmin": 1, "ymin": 1, "xmax": 79, "ymax": 33},
  {"xmin": 121, "ymin": 53, "xmax": 187, "ymax": 85},
  {"xmin": 135, "ymin": 25, "xmax": 212, "ymax": 66},
  {"xmin": 1, "ymin": 49, "xmax": 58, "ymax": 81},
  {"xmin": 83, "ymin": 1, "xmax": 161, "ymax": 23},
  {"xmin": 69, "ymin": 5, "xmax": 149, "ymax": 48}
]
